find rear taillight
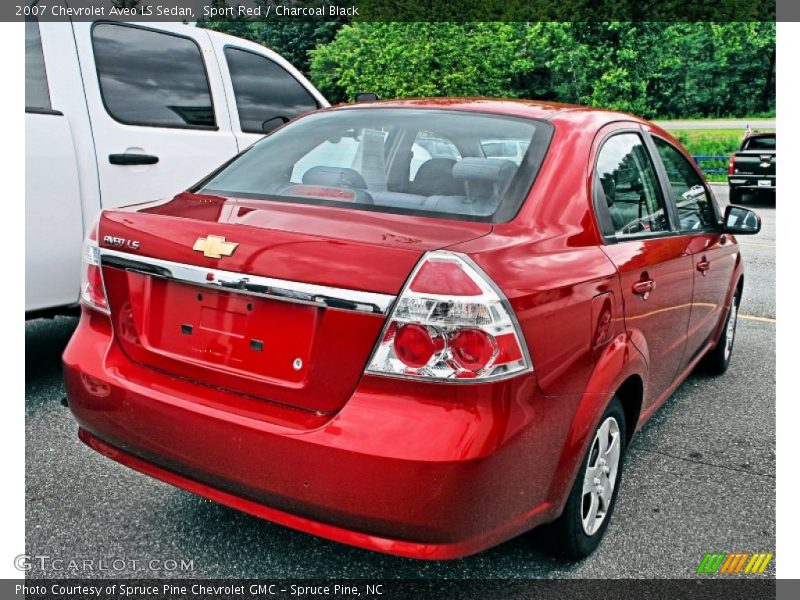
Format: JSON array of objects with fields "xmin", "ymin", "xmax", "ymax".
[
  {"xmin": 728, "ymin": 156, "xmax": 736, "ymax": 175},
  {"xmin": 366, "ymin": 251, "xmax": 530, "ymax": 381},
  {"xmin": 80, "ymin": 223, "xmax": 109, "ymax": 314}
]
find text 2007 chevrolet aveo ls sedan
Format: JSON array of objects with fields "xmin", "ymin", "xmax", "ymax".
[{"xmin": 65, "ymin": 99, "xmax": 761, "ymax": 559}]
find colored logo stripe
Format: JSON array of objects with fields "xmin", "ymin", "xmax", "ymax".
[
  {"xmin": 697, "ymin": 552, "xmax": 773, "ymax": 574},
  {"xmin": 744, "ymin": 553, "xmax": 773, "ymax": 574}
]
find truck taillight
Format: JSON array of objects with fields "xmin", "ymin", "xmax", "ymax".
[
  {"xmin": 366, "ymin": 251, "xmax": 530, "ymax": 381},
  {"xmin": 80, "ymin": 224, "xmax": 109, "ymax": 314},
  {"xmin": 728, "ymin": 156, "xmax": 735, "ymax": 175}
]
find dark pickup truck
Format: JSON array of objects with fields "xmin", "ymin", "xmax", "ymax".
[{"xmin": 728, "ymin": 132, "xmax": 776, "ymax": 203}]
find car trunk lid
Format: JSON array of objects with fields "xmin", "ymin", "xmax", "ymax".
[{"xmin": 98, "ymin": 193, "xmax": 491, "ymax": 413}]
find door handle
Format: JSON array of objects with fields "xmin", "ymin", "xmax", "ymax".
[
  {"xmin": 632, "ymin": 279, "xmax": 655, "ymax": 298},
  {"xmin": 109, "ymin": 153, "xmax": 159, "ymax": 166},
  {"xmin": 697, "ymin": 258, "xmax": 711, "ymax": 276}
]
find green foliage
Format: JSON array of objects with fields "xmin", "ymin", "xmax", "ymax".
[
  {"xmin": 516, "ymin": 22, "xmax": 776, "ymax": 118},
  {"xmin": 310, "ymin": 23, "xmax": 534, "ymax": 103},
  {"xmin": 670, "ymin": 129, "xmax": 746, "ymax": 157},
  {"xmin": 200, "ymin": 15, "xmax": 776, "ymax": 119}
]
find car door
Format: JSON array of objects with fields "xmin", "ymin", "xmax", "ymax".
[
  {"xmin": 648, "ymin": 134, "xmax": 738, "ymax": 362},
  {"xmin": 72, "ymin": 22, "xmax": 240, "ymax": 209},
  {"xmin": 25, "ymin": 18, "xmax": 85, "ymax": 312},
  {"xmin": 207, "ymin": 32, "xmax": 326, "ymax": 150},
  {"xmin": 592, "ymin": 126, "xmax": 694, "ymax": 406}
]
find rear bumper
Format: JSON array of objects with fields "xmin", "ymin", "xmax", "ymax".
[
  {"xmin": 64, "ymin": 310, "xmax": 571, "ymax": 559},
  {"xmin": 728, "ymin": 176, "xmax": 775, "ymax": 190}
]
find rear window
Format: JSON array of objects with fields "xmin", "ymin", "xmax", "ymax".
[
  {"xmin": 198, "ymin": 108, "xmax": 552, "ymax": 222},
  {"xmin": 743, "ymin": 135, "xmax": 775, "ymax": 151}
]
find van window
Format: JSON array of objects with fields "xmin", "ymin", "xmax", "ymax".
[
  {"xmin": 25, "ymin": 19, "xmax": 51, "ymax": 111},
  {"xmin": 92, "ymin": 24, "xmax": 216, "ymax": 129},
  {"xmin": 224, "ymin": 47, "xmax": 318, "ymax": 134}
]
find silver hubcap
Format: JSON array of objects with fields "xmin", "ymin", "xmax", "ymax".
[
  {"xmin": 724, "ymin": 303, "xmax": 737, "ymax": 361},
  {"xmin": 581, "ymin": 417, "xmax": 621, "ymax": 536}
]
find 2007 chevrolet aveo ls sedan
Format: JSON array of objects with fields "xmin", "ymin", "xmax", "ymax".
[{"xmin": 65, "ymin": 99, "xmax": 761, "ymax": 559}]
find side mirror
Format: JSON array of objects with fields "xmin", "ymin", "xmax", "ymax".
[
  {"xmin": 723, "ymin": 205, "xmax": 761, "ymax": 235},
  {"xmin": 355, "ymin": 92, "xmax": 380, "ymax": 103},
  {"xmin": 261, "ymin": 116, "xmax": 289, "ymax": 133}
]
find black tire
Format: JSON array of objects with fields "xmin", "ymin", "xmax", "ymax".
[
  {"xmin": 729, "ymin": 188, "xmax": 743, "ymax": 204},
  {"xmin": 540, "ymin": 397, "xmax": 627, "ymax": 559},
  {"xmin": 700, "ymin": 292, "xmax": 740, "ymax": 375}
]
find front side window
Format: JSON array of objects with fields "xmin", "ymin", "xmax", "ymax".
[
  {"xmin": 199, "ymin": 108, "xmax": 552, "ymax": 222},
  {"xmin": 25, "ymin": 18, "xmax": 51, "ymax": 111},
  {"xmin": 654, "ymin": 137, "xmax": 715, "ymax": 231},
  {"xmin": 92, "ymin": 24, "xmax": 215, "ymax": 128},
  {"xmin": 595, "ymin": 133, "xmax": 669, "ymax": 238},
  {"xmin": 224, "ymin": 47, "xmax": 318, "ymax": 134}
]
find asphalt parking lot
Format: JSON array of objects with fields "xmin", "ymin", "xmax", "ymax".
[{"xmin": 25, "ymin": 186, "xmax": 775, "ymax": 579}]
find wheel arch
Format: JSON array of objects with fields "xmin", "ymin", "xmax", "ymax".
[
  {"xmin": 544, "ymin": 337, "xmax": 647, "ymax": 517},
  {"xmin": 615, "ymin": 374, "xmax": 644, "ymax": 442}
]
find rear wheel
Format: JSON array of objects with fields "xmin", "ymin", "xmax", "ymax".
[
  {"xmin": 700, "ymin": 293, "xmax": 739, "ymax": 375},
  {"xmin": 729, "ymin": 188, "xmax": 743, "ymax": 204},
  {"xmin": 541, "ymin": 397, "xmax": 627, "ymax": 559}
]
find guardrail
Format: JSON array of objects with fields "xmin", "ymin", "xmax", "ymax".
[{"xmin": 692, "ymin": 155, "xmax": 729, "ymax": 175}]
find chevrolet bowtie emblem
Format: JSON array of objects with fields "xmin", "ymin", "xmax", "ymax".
[{"xmin": 192, "ymin": 235, "xmax": 239, "ymax": 259}]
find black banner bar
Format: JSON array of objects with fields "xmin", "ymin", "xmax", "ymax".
[
  {"xmin": 4, "ymin": 0, "xmax": 782, "ymax": 23},
  {"xmin": 1, "ymin": 578, "xmax": 784, "ymax": 600}
]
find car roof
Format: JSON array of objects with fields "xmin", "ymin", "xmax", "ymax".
[{"xmin": 329, "ymin": 97, "xmax": 650, "ymax": 128}]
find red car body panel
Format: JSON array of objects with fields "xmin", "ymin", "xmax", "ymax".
[{"xmin": 64, "ymin": 99, "xmax": 744, "ymax": 559}]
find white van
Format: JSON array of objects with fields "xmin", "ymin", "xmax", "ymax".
[{"xmin": 25, "ymin": 20, "xmax": 328, "ymax": 317}]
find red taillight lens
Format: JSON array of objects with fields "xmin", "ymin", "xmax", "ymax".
[
  {"xmin": 728, "ymin": 156, "xmax": 735, "ymax": 175},
  {"xmin": 394, "ymin": 324, "xmax": 437, "ymax": 368},
  {"xmin": 80, "ymin": 224, "xmax": 110, "ymax": 314},
  {"xmin": 367, "ymin": 251, "xmax": 530, "ymax": 381},
  {"xmin": 450, "ymin": 328, "xmax": 496, "ymax": 372},
  {"xmin": 85, "ymin": 264, "xmax": 108, "ymax": 311}
]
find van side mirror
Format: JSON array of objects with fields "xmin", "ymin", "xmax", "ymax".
[
  {"xmin": 355, "ymin": 92, "xmax": 380, "ymax": 103},
  {"xmin": 723, "ymin": 205, "xmax": 761, "ymax": 235},
  {"xmin": 261, "ymin": 116, "xmax": 289, "ymax": 133}
]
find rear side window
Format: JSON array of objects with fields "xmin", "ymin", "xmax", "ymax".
[
  {"xmin": 224, "ymin": 47, "xmax": 318, "ymax": 134},
  {"xmin": 653, "ymin": 137, "xmax": 715, "ymax": 232},
  {"xmin": 25, "ymin": 18, "xmax": 51, "ymax": 111},
  {"xmin": 199, "ymin": 108, "xmax": 553, "ymax": 223},
  {"xmin": 92, "ymin": 24, "xmax": 216, "ymax": 129},
  {"xmin": 595, "ymin": 133, "xmax": 669, "ymax": 238},
  {"xmin": 743, "ymin": 136, "xmax": 775, "ymax": 151}
]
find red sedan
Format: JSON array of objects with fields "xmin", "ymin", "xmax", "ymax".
[{"xmin": 64, "ymin": 99, "xmax": 761, "ymax": 560}]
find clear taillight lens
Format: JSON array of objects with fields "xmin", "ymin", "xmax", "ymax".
[
  {"xmin": 366, "ymin": 251, "xmax": 530, "ymax": 381},
  {"xmin": 80, "ymin": 224, "xmax": 109, "ymax": 314}
]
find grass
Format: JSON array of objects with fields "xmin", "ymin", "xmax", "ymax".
[{"xmin": 666, "ymin": 128, "xmax": 776, "ymax": 183}]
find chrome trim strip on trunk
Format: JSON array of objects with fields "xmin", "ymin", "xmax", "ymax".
[{"xmin": 99, "ymin": 248, "xmax": 396, "ymax": 315}]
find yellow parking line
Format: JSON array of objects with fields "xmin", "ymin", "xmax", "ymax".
[{"xmin": 739, "ymin": 314, "xmax": 776, "ymax": 323}]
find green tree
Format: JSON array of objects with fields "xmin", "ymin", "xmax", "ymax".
[{"xmin": 310, "ymin": 22, "xmax": 534, "ymax": 103}]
